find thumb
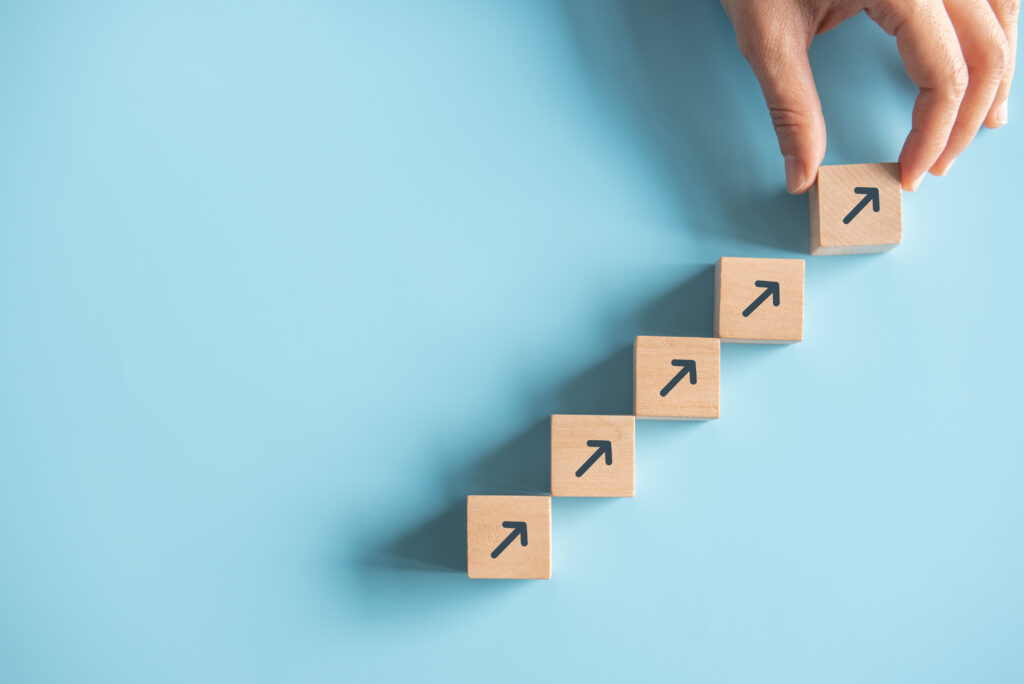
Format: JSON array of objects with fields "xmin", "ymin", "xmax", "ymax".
[{"xmin": 736, "ymin": 26, "xmax": 826, "ymax": 194}]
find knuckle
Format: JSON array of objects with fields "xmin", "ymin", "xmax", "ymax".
[
  {"xmin": 902, "ymin": 0, "xmax": 931, "ymax": 18},
  {"xmin": 996, "ymin": 0, "xmax": 1020, "ymax": 21},
  {"xmin": 735, "ymin": 30, "xmax": 763, "ymax": 62},
  {"xmin": 988, "ymin": 36, "xmax": 1011, "ymax": 74},
  {"xmin": 946, "ymin": 60, "xmax": 970, "ymax": 98},
  {"xmin": 768, "ymin": 105, "xmax": 814, "ymax": 134},
  {"xmin": 868, "ymin": 0, "xmax": 928, "ymax": 35},
  {"xmin": 735, "ymin": 21, "xmax": 778, "ymax": 62},
  {"xmin": 733, "ymin": 11, "xmax": 802, "ymax": 63}
]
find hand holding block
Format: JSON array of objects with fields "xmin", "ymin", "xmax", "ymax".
[
  {"xmin": 551, "ymin": 415, "xmax": 635, "ymax": 497},
  {"xmin": 810, "ymin": 162, "xmax": 901, "ymax": 254},
  {"xmin": 467, "ymin": 495, "xmax": 551, "ymax": 579},
  {"xmin": 634, "ymin": 336, "xmax": 720, "ymax": 419}
]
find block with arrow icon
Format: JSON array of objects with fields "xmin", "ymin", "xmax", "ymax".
[
  {"xmin": 634, "ymin": 336, "xmax": 720, "ymax": 419},
  {"xmin": 467, "ymin": 495, "xmax": 551, "ymax": 579},
  {"xmin": 715, "ymin": 257, "xmax": 804, "ymax": 343},
  {"xmin": 550, "ymin": 414, "xmax": 635, "ymax": 497},
  {"xmin": 809, "ymin": 162, "xmax": 902, "ymax": 254}
]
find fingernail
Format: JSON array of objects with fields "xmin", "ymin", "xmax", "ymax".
[
  {"xmin": 934, "ymin": 158, "xmax": 954, "ymax": 177},
  {"xmin": 909, "ymin": 173, "xmax": 925, "ymax": 191},
  {"xmin": 784, "ymin": 156, "xmax": 806, "ymax": 194},
  {"xmin": 994, "ymin": 101, "xmax": 1009, "ymax": 126}
]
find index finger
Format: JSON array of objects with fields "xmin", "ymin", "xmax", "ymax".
[{"xmin": 868, "ymin": 1, "xmax": 969, "ymax": 190}]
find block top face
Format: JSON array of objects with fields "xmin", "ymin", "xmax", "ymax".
[
  {"xmin": 467, "ymin": 495, "xmax": 551, "ymax": 579},
  {"xmin": 812, "ymin": 162, "xmax": 901, "ymax": 253},
  {"xmin": 715, "ymin": 257, "xmax": 804, "ymax": 343},
  {"xmin": 550, "ymin": 414, "xmax": 635, "ymax": 497},
  {"xmin": 634, "ymin": 336, "xmax": 720, "ymax": 419}
]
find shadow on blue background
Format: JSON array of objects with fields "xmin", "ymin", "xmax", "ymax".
[
  {"xmin": 356, "ymin": 265, "xmax": 716, "ymax": 577},
  {"xmin": 351, "ymin": 0, "xmax": 917, "ymax": 608},
  {"xmin": 6, "ymin": 2, "xmax": 1021, "ymax": 682}
]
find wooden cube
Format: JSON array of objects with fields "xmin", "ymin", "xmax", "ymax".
[
  {"xmin": 551, "ymin": 415, "xmax": 634, "ymax": 497},
  {"xmin": 467, "ymin": 495, "xmax": 551, "ymax": 579},
  {"xmin": 634, "ymin": 336, "xmax": 720, "ymax": 420},
  {"xmin": 809, "ymin": 162, "xmax": 901, "ymax": 254},
  {"xmin": 714, "ymin": 257, "xmax": 804, "ymax": 343}
]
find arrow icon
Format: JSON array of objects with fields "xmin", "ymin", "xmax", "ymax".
[
  {"xmin": 660, "ymin": 359, "xmax": 697, "ymax": 397},
  {"xmin": 741, "ymin": 280, "xmax": 780, "ymax": 317},
  {"xmin": 576, "ymin": 440, "xmax": 612, "ymax": 478},
  {"xmin": 842, "ymin": 186, "xmax": 880, "ymax": 224},
  {"xmin": 490, "ymin": 521, "xmax": 528, "ymax": 559}
]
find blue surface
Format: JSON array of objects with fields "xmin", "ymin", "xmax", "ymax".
[{"xmin": 2, "ymin": 2, "xmax": 1022, "ymax": 682}]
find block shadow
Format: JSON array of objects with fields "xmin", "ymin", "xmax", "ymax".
[
  {"xmin": 345, "ymin": 0, "xmax": 908, "ymax": 610},
  {"xmin": 349, "ymin": 269, "xmax": 715, "ymax": 614}
]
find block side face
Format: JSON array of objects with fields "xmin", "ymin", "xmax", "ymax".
[
  {"xmin": 716, "ymin": 257, "xmax": 804, "ymax": 342},
  {"xmin": 713, "ymin": 258, "xmax": 722, "ymax": 338},
  {"xmin": 550, "ymin": 415, "xmax": 634, "ymax": 497},
  {"xmin": 808, "ymin": 180, "xmax": 822, "ymax": 254},
  {"xmin": 634, "ymin": 336, "xmax": 720, "ymax": 419},
  {"xmin": 549, "ymin": 417, "xmax": 558, "ymax": 497},
  {"xmin": 633, "ymin": 339, "xmax": 640, "ymax": 416},
  {"xmin": 815, "ymin": 162, "xmax": 901, "ymax": 250},
  {"xmin": 467, "ymin": 495, "xmax": 551, "ymax": 579},
  {"xmin": 811, "ymin": 241, "xmax": 899, "ymax": 255},
  {"xmin": 718, "ymin": 337, "xmax": 800, "ymax": 344}
]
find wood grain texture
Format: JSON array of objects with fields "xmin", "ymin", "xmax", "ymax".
[
  {"xmin": 810, "ymin": 162, "xmax": 901, "ymax": 255},
  {"xmin": 467, "ymin": 495, "xmax": 551, "ymax": 579},
  {"xmin": 550, "ymin": 414, "xmax": 634, "ymax": 497},
  {"xmin": 634, "ymin": 336, "xmax": 720, "ymax": 419},
  {"xmin": 714, "ymin": 256, "xmax": 804, "ymax": 343}
]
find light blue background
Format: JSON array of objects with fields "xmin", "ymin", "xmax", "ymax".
[{"xmin": 2, "ymin": 2, "xmax": 1022, "ymax": 682}]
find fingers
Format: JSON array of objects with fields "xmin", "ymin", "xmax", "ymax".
[
  {"xmin": 931, "ymin": 0, "xmax": 1009, "ymax": 175},
  {"xmin": 868, "ymin": 2, "xmax": 962, "ymax": 189},
  {"xmin": 871, "ymin": 0, "xmax": 1013, "ymax": 187},
  {"xmin": 868, "ymin": 0, "xmax": 968, "ymax": 190},
  {"xmin": 731, "ymin": 14, "xmax": 826, "ymax": 194},
  {"xmin": 985, "ymin": 0, "xmax": 1019, "ymax": 128}
]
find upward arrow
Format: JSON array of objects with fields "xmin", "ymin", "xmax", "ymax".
[
  {"xmin": 576, "ymin": 440, "xmax": 612, "ymax": 478},
  {"xmin": 742, "ymin": 280, "xmax": 780, "ymax": 317},
  {"xmin": 490, "ymin": 521, "xmax": 527, "ymax": 559},
  {"xmin": 842, "ymin": 186, "xmax": 880, "ymax": 224},
  {"xmin": 660, "ymin": 359, "xmax": 697, "ymax": 397}
]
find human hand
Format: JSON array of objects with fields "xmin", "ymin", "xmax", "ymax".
[{"xmin": 720, "ymin": 0, "xmax": 1018, "ymax": 193}]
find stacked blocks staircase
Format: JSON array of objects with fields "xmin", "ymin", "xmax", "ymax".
[{"xmin": 466, "ymin": 163, "xmax": 902, "ymax": 579}]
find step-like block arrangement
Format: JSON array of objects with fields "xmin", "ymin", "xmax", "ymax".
[
  {"xmin": 810, "ymin": 162, "xmax": 901, "ymax": 254},
  {"xmin": 467, "ymin": 495, "xmax": 551, "ymax": 579},
  {"xmin": 635, "ymin": 336, "xmax": 720, "ymax": 420},
  {"xmin": 465, "ymin": 155, "xmax": 909, "ymax": 577},
  {"xmin": 469, "ymin": 252, "xmax": 816, "ymax": 577},
  {"xmin": 715, "ymin": 256, "xmax": 804, "ymax": 343},
  {"xmin": 551, "ymin": 415, "xmax": 635, "ymax": 497}
]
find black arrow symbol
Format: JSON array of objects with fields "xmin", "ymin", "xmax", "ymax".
[
  {"xmin": 490, "ymin": 521, "xmax": 527, "ymax": 559},
  {"xmin": 741, "ymin": 280, "xmax": 780, "ymax": 317},
  {"xmin": 576, "ymin": 440, "xmax": 612, "ymax": 478},
  {"xmin": 660, "ymin": 359, "xmax": 697, "ymax": 397},
  {"xmin": 842, "ymin": 186, "xmax": 880, "ymax": 224}
]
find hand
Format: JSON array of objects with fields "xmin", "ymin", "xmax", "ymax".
[{"xmin": 720, "ymin": 0, "xmax": 1018, "ymax": 193}]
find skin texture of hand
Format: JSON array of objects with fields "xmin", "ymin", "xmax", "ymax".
[{"xmin": 720, "ymin": 0, "xmax": 1019, "ymax": 193}]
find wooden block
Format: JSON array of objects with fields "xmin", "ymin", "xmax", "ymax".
[
  {"xmin": 551, "ymin": 415, "xmax": 635, "ymax": 497},
  {"xmin": 714, "ymin": 257, "xmax": 804, "ymax": 344},
  {"xmin": 634, "ymin": 336, "xmax": 720, "ymax": 420},
  {"xmin": 809, "ymin": 162, "xmax": 902, "ymax": 254},
  {"xmin": 467, "ymin": 495, "xmax": 551, "ymax": 579}
]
